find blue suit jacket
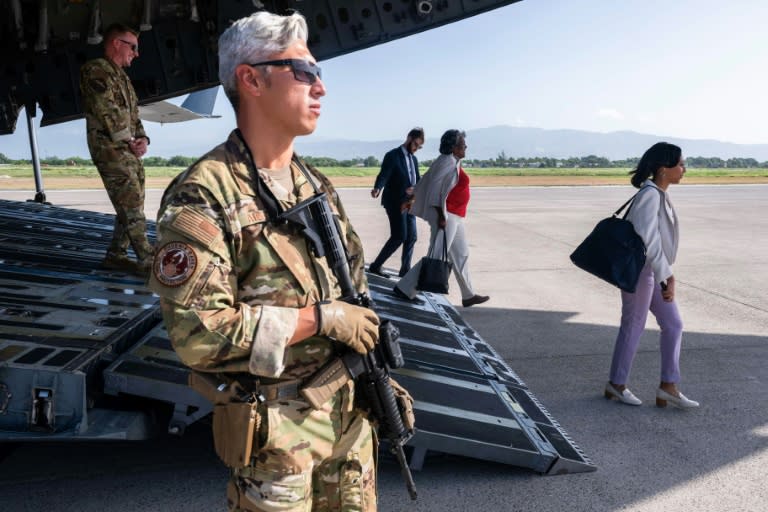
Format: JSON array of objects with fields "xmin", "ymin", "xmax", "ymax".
[{"xmin": 373, "ymin": 146, "xmax": 420, "ymax": 210}]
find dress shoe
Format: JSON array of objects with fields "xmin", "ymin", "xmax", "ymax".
[
  {"xmin": 604, "ymin": 382, "xmax": 642, "ymax": 406},
  {"xmin": 392, "ymin": 286, "xmax": 423, "ymax": 304},
  {"xmin": 368, "ymin": 266, "xmax": 388, "ymax": 277},
  {"xmin": 462, "ymin": 295, "xmax": 489, "ymax": 308},
  {"xmin": 656, "ymin": 388, "xmax": 699, "ymax": 409}
]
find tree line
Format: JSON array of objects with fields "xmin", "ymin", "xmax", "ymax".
[
  {"xmin": 462, "ymin": 153, "xmax": 768, "ymax": 169},
  {"xmin": 0, "ymin": 153, "xmax": 198, "ymax": 167},
  {"xmin": 0, "ymin": 152, "xmax": 765, "ymax": 169}
]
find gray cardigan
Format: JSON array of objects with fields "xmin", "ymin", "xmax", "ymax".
[
  {"xmin": 410, "ymin": 153, "xmax": 459, "ymax": 225},
  {"xmin": 626, "ymin": 180, "xmax": 679, "ymax": 283}
]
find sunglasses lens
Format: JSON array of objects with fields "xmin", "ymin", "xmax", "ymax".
[
  {"xmin": 292, "ymin": 61, "xmax": 321, "ymax": 84},
  {"xmin": 295, "ymin": 71, "xmax": 313, "ymax": 84},
  {"xmin": 119, "ymin": 39, "xmax": 138, "ymax": 52}
]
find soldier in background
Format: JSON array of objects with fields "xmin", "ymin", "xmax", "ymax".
[
  {"xmin": 80, "ymin": 23, "xmax": 153, "ymax": 276},
  {"xmin": 149, "ymin": 12, "xmax": 383, "ymax": 511}
]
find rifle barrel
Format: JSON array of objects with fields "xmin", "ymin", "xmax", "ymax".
[{"xmin": 393, "ymin": 443, "xmax": 418, "ymax": 500}]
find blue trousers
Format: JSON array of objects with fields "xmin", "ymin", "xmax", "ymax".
[
  {"xmin": 370, "ymin": 207, "xmax": 417, "ymax": 276},
  {"xmin": 609, "ymin": 265, "xmax": 683, "ymax": 385}
]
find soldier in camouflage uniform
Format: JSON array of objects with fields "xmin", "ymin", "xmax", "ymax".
[
  {"xmin": 80, "ymin": 23, "xmax": 153, "ymax": 275},
  {"xmin": 148, "ymin": 12, "xmax": 384, "ymax": 511}
]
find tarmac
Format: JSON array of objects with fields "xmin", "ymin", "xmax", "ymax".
[{"xmin": 0, "ymin": 183, "xmax": 766, "ymax": 511}]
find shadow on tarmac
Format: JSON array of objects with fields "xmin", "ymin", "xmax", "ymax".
[{"xmin": 0, "ymin": 305, "xmax": 766, "ymax": 511}]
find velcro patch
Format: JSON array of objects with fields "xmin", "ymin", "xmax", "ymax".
[
  {"xmin": 170, "ymin": 209, "xmax": 222, "ymax": 249},
  {"xmin": 153, "ymin": 242, "xmax": 198, "ymax": 287}
]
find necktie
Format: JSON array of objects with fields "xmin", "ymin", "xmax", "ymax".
[{"xmin": 408, "ymin": 154, "xmax": 416, "ymax": 185}]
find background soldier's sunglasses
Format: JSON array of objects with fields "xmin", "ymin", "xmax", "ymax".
[
  {"xmin": 117, "ymin": 39, "xmax": 138, "ymax": 52},
  {"xmin": 248, "ymin": 59, "xmax": 322, "ymax": 85}
]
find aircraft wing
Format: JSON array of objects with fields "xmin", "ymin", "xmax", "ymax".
[
  {"xmin": 0, "ymin": 0, "xmax": 522, "ymax": 134},
  {"xmin": 138, "ymin": 87, "xmax": 221, "ymax": 124}
]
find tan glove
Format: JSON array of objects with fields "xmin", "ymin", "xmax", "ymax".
[
  {"xmin": 316, "ymin": 300, "xmax": 380, "ymax": 354},
  {"xmin": 390, "ymin": 377, "xmax": 416, "ymax": 431}
]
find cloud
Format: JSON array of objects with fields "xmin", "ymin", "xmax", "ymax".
[
  {"xmin": 635, "ymin": 113, "xmax": 652, "ymax": 123},
  {"xmin": 596, "ymin": 108, "xmax": 624, "ymax": 120}
]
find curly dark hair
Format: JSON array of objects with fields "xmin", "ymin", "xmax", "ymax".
[{"xmin": 439, "ymin": 129, "xmax": 466, "ymax": 155}]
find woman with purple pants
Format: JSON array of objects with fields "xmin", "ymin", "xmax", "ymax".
[{"xmin": 604, "ymin": 142, "xmax": 699, "ymax": 409}]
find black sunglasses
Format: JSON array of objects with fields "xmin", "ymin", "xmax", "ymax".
[
  {"xmin": 117, "ymin": 39, "xmax": 138, "ymax": 52},
  {"xmin": 248, "ymin": 59, "xmax": 322, "ymax": 85}
]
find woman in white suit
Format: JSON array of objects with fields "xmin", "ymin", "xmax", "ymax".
[
  {"xmin": 393, "ymin": 129, "xmax": 489, "ymax": 308},
  {"xmin": 604, "ymin": 142, "xmax": 699, "ymax": 409}
]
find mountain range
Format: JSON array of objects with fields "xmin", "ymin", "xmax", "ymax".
[
  {"xmin": 5, "ymin": 124, "xmax": 768, "ymax": 162},
  {"xmin": 294, "ymin": 126, "xmax": 768, "ymax": 162}
]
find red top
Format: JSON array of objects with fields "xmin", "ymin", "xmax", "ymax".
[{"xmin": 446, "ymin": 166, "xmax": 470, "ymax": 217}]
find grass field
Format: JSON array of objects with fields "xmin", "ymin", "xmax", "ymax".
[
  {"xmin": 321, "ymin": 166, "xmax": 768, "ymax": 178},
  {"xmin": 1, "ymin": 164, "xmax": 767, "ymax": 190}
]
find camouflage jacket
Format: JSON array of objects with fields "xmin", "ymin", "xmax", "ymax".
[
  {"xmin": 148, "ymin": 130, "xmax": 368, "ymax": 380},
  {"xmin": 80, "ymin": 57, "xmax": 147, "ymax": 156}
]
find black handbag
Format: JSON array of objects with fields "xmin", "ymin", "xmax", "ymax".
[
  {"xmin": 569, "ymin": 190, "xmax": 647, "ymax": 293},
  {"xmin": 417, "ymin": 229, "xmax": 453, "ymax": 294}
]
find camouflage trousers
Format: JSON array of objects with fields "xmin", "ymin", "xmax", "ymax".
[
  {"xmin": 227, "ymin": 381, "xmax": 377, "ymax": 512},
  {"xmin": 94, "ymin": 155, "xmax": 152, "ymax": 260}
]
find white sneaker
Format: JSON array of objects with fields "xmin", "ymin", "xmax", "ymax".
[{"xmin": 604, "ymin": 382, "xmax": 642, "ymax": 406}]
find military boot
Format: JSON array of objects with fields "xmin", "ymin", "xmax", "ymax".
[
  {"xmin": 137, "ymin": 255, "xmax": 153, "ymax": 278},
  {"xmin": 101, "ymin": 252, "xmax": 148, "ymax": 277}
]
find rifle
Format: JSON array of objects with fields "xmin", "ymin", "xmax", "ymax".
[{"xmin": 280, "ymin": 192, "xmax": 418, "ymax": 500}]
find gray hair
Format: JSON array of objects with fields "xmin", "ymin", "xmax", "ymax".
[{"xmin": 218, "ymin": 11, "xmax": 309, "ymax": 111}]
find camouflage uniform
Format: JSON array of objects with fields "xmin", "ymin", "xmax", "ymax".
[
  {"xmin": 148, "ymin": 131, "xmax": 376, "ymax": 511},
  {"xmin": 80, "ymin": 57, "xmax": 153, "ymax": 263}
]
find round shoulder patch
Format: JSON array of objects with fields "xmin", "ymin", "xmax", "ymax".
[{"xmin": 154, "ymin": 242, "xmax": 198, "ymax": 287}]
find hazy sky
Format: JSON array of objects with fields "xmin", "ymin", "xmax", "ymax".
[{"xmin": 2, "ymin": 0, "xmax": 767, "ymax": 159}]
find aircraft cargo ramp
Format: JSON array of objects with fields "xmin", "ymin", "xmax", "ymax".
[
  {"xmin": 0, "ymin": 199, "xmax": 594, "ymax": 475},
  {"xmin": 0, "ymin": 199, "xmax": 160, "ymax": 440}
]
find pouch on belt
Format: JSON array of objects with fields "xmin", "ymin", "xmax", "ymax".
[
  {"xmin": 212, "ymin": 400, "xmax": 259, "ymax": 468},
  {"xmin": 300, "ymin": 357, "xmax": 352, "ymax": 409},
  {"xmin": 188, "ymin": 371, "xmax": 261, "ymax": 469}
]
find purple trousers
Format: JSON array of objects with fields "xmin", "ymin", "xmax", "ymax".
[{"xmin": 609, "ymin": 265, "xmax": 683, "ymax": 385}]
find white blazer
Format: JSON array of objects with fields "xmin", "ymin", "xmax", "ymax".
[
  {"xmin": 410, "ymin": 153, "xmax": 459, "ymax": 225},
  {"xmin": 626, "ymin": 179, "xmax": 679, "ymax": 283}
]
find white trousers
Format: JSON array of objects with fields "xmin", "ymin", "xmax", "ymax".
[{"xmin": 397, "ymin": 212, "xmax": 474, "ymax": 300}]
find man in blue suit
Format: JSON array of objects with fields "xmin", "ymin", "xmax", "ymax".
[{"xmin": 369, "ymin": 127, "xmax": 424, "ymax": 277}]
